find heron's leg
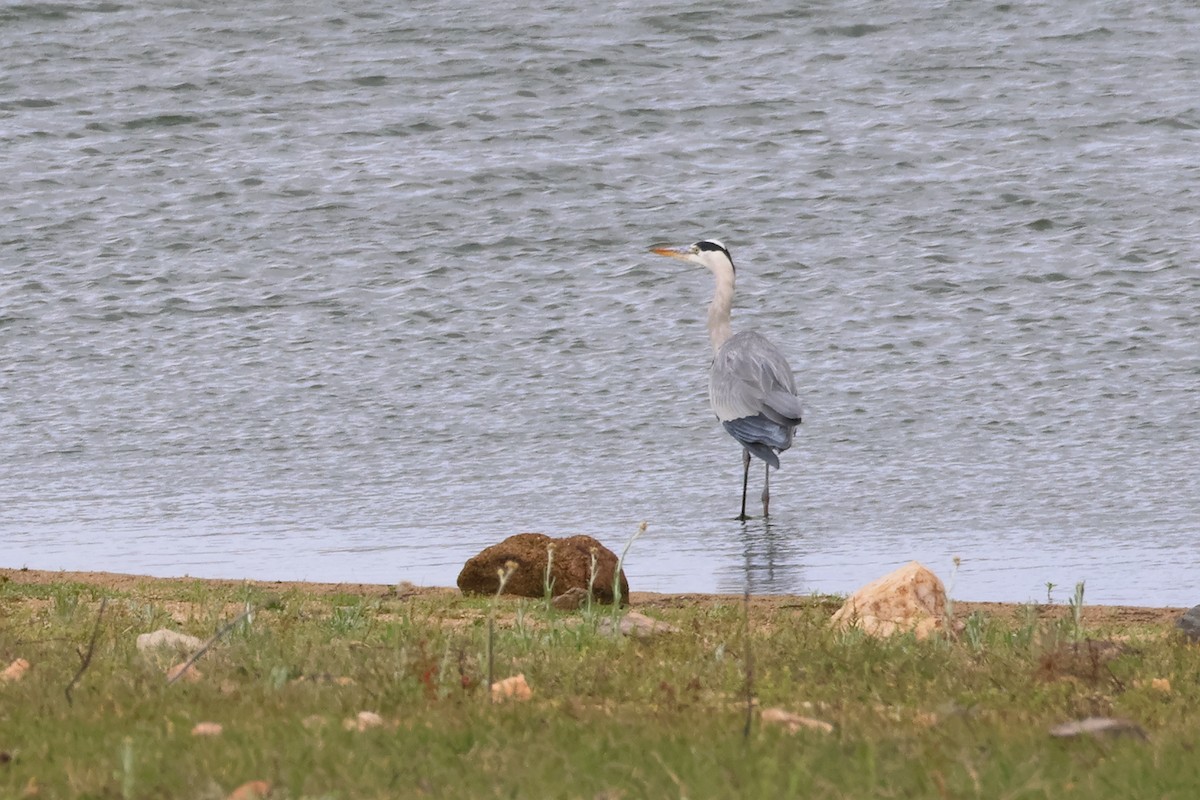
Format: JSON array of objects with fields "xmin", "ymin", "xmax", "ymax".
[
  {"xmin": 762, "ymin": 462, "xmax": 770, "ymax": 518},
  {"xmin": 738, "ymin": 449, "xmax": 751, "ymax": 521}
]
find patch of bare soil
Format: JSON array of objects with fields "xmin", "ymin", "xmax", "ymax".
[
  {"xmin": 0, "ymin": 567, "xmax": 455, "ymax": 601},
  {"xmin": 0, "ymin": 568, "xmax": 1187, "ymax": 629}
]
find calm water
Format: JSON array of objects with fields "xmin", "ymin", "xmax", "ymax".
[{"xmin": 3, "ymin": 0, "xmax": 1198, "ymax": 604}]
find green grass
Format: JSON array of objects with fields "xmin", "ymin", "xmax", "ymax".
[{"xmin": 1, "ymin": 575, "xmax": 1197, "ymax": 799}]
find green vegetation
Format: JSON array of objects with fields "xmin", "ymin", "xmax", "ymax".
[{"xmin": 0, "ymin": 573, "xmax": 1197, "ymax": 799}]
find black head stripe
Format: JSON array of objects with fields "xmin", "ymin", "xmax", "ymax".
[{"xmin": 695, "ymin": 240, "xmax": 734, "ymax": 271}]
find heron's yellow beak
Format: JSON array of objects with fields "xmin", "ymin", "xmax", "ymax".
[{"xmin": 649, "ymin": 246, "xmax": 691, "ymax": 261}]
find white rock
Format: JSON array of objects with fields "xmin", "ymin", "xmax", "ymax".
[
  {"xmin": 1049, "ymin": 717, "xmax": 1147, "ymax": 739},
  {"xmin": 343, "ymin": 711, "xmax": 385, "ymax": 731},
  {"xmin": 761, "ymin": 707, "xmax": 835, "ymax": 734},
  {"xmin": 136, "ymin": 629, "xmax": 204, "ymax": 653}
]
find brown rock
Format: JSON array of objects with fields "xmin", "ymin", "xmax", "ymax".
[
  {"xmin": 830, "ymin": 561, "xmax": 947, "ymax": 639},
  {"xmin": 551, "ymin": 587, "xmax": 589, "ymax": 610},
  {"xmin": 457, "ymin": 533, "xmax": 629, "ymax": 604}
]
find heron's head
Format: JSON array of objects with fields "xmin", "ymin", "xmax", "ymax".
[{"xmin": 650, "ymin": 239, "xmax": 735, "ymax": 276}]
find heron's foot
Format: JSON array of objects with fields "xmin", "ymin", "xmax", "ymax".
[{"xmin": 736, "ymin": 513, "xmax": 750, "ymax": 523}]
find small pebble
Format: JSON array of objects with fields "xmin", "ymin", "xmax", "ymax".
[
  {"xmin": 761, "ymin": 707, "xmax": 834, "ymax": 734},
  {"xmin": 1, "ymin": 658, "xmax": 30, "ymax": 683},
  {"xmin": 191, "ymin": 722, "xmax": 223, "ymax": 737},
  {"xmin": 343, "ymin": 711, "xmax": 384, "ymax": 731},
  {"xmin": 1049, "ymin": 717, "xmax": 1147, "ymax": 739}
]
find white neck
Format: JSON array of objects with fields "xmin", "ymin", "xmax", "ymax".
[{"xmin": 707, "ymin": 267, "xmax": 735, "ymax": 353}]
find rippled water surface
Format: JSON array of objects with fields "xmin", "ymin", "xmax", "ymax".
[{"xmin": 3, "ymin": 0, "xmax": 1199, "ymax": 604}]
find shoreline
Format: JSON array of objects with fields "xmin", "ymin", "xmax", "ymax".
[{"xmin": 2, "ymin": 566, "xmax": 1187, "ymax": 627}]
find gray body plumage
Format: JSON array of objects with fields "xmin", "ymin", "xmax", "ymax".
[{"xmin": 710, "ymin": 330, "xmax": 803, "ymax": 469}]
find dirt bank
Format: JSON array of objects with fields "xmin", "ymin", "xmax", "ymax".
[{"xmin": 1, "ymin": 567, "xmax": 1186, "ymax": 628}]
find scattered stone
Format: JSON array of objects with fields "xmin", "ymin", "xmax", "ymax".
[
  {"xmin": 136, "ymin": 629, "xmax": 204, "ymax": 654},
  {"xmin": 166, "ymin": 661, "xmax": 203, "ymax": 683},
  {"xmin": 873, "ymin": 704, "xmax": 940, "ymax": 727},
  {"xmin": 227, "ymin": 780, "xmax": 271, "ymax": 799},
  {"xmin": 343, "ymin": 711, "xmax": 384, "ymax": 731},
  {"xmin": 191, "ymin": 722, "xmax": 223, "ymax": 737},
  {"xmin": 552, "ymin": 587, "xmax": 590, "ymax": 610},
  {"xmin": 301, "ymin": 715, "xmax": 327, "ymax": 730},
  {"xmin": 1176, "ymin": 605, "xmax": 1200, "ymax": 642},
  {"xmin": 599, "ymin": 611, "xmax": 681, "ymax": 639},
  {"xmin": 1134, "ymin": 677, "xmax": 1173, "ymax": 694},
  {"xmin": 393, "ymin": 581, "xmax": 420, "ymax": 598},
  {"xmin": 291, "ymin": 673, "xmax": 356, "ymax": 687},
  {"xmin": 457, "ymin": 533, "xmax": 629, "ymax": 604},
  {"xmin": 830, "ymin": 561, "xmax": 947, "ymax": 639},
  {"xmin": 491, "ymin": 673, "xmax": 533, "ymax": 702},
  {"xmin": 1049, "ymin": 717, "xmax": 1147, "ymax": 740},
  {"xmin": 1, "ymin": 658, "xmax": 30, "ymax": 683},
  {"xmin": 760, "ymin": 707, "xmax": 834, "ymax": 734}
]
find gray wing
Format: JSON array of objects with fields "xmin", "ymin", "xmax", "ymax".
[
  {"xmin": 709, "ymin": 331, "xmax": 803, "ymax": 462},
  {"xmin": 709, "ymin": 331, "xmax": 803, "ymax": 424}
]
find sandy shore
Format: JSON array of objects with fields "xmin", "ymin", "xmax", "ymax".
[{"xmin": 1, "ymin": 567, "xmax": 1187, "ymax": 628}]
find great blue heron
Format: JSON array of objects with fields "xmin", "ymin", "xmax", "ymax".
[{"xmin": 650, "ymin": 239, "xmax": 803, "ymax": 521}]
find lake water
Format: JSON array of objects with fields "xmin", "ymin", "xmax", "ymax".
[{"xmin": 3, "ymin": 0, "xmax": 1198, "ymax": 605}]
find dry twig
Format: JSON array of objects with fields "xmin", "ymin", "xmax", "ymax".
[
  {"xmin": 65, "ymin": 597, "xmax": 108, "ymax": 706},
  {"xmin": 167, "ymin": 605, "xmax": 256, "ymax": 686}
]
